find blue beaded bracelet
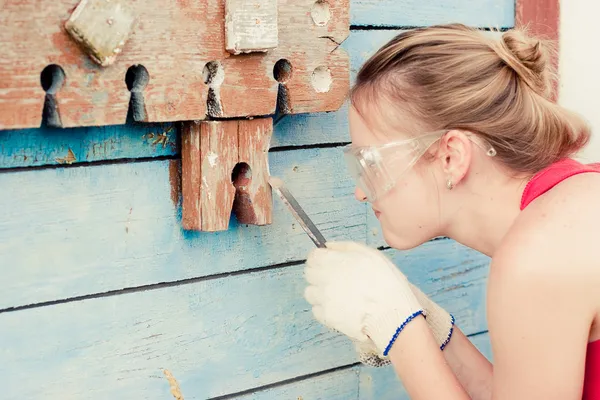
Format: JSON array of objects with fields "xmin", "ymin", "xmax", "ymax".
[
  {"xmin": 382, "ymin": 310, "xmax": 424, "ymax": 356},
  {"xmin": 439, "ymin": 314, "xmax": 455, "ymax": 350}
]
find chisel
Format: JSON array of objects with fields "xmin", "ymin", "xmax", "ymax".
[{"xmin": 268, "ymin": 176, "xmax": 327, "ymax": 248}]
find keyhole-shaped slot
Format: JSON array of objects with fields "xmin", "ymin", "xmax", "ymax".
[
  {"xmin": 273, "ymin": 59, "xmax": 293, "ymax": 114},
  {"xmin": 40, "ymin": 64, "xmax": 66, "ymax": 128},
  {"xmin": 203, "ymin": 61, "xmax": 225, "ymax": 118},
  {"xmin": 231, "ymin": 162, "xmax": 255, "ymax": 223},
  {"xmin": 125, "ymin": 64, "xmax": 149, "ymax": 122}
]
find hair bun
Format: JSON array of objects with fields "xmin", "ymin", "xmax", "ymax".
[{"xmin": 496, "ymin": 29, "xmax": 555, "ymax": 97}]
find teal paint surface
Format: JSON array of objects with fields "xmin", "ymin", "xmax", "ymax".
[
  {"xmin": 0, "ymin": 2, "xmax": 501, "ymax": 398},
  {"xmin": 351, "ymin": 0, "xmax": 514, "ymax": 28}
]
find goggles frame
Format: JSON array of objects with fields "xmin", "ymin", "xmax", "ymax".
[{"xmin": 342, "ymin": 130, "xmax": 496, "ymax": 203}]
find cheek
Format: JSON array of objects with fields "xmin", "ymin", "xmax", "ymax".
[{"xmin": 374, "ymin": 175, "xmax": 441, "ymax": 247}]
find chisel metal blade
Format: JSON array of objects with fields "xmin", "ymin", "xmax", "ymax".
[{"xmin": 269, "ymin": 176, "xmax": 327, "ymax": 248}]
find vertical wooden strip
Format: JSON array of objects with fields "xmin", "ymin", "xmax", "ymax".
[
  {"xmin": 236, "ymin": 118, "xmax": 273, "ymax": 226},
  {"xmin": 200, "ymin": 121, "xmax": 238, "ymax": 232},
  {"xmin": 516, "ymin": 0, "xmax": 560, "ymax": 100},
  {"xmin": 181, "ymin": 122, "xmax": 202, "ymax": 230}
]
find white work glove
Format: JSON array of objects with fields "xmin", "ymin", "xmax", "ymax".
[
  {"xmin": 353, "ymin": 283, "xmax": 455, "ymax": 367},
  {"xmin": 304, "ymin": 241, "xmax": 425, "ymax": 357}
]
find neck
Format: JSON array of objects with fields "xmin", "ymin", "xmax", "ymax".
[{"xmin": 444, "ymin": 173, "xmax": 530, "ymax": 257}]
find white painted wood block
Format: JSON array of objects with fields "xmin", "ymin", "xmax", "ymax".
[{"xmin": 225, "ymin": 0, "xmax": 278, "ymax": 54}]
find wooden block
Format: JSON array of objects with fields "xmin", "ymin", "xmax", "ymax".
[
  {"xmin": 64, "ymin": 0, "xmax": 136, "ymax": 67},
  {"xmin": 181, "ymin": 118, "xmax": 273, "ymax": 232},
  {"xmin": 225, "ymin": 0, "xmax": 278, "ymax": 55}
]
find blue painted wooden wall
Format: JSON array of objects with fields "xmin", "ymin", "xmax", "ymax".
[{"xmin": 0, "ymin": 2, "xmax": 513, "ymax": 398}]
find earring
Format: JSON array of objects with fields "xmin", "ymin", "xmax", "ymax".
[{"xmin": 446, "ymin": 179, "xmax": 454, "ymax": 190}]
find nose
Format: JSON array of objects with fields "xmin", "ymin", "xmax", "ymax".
[{"xmin": 354, "ymin": 186, "xmax": 368, "ymax": 202}]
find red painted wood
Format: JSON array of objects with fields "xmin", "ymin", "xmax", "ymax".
[{"xmin": 516, "ymin": 0, "xmax": 560, "ymax": 100}]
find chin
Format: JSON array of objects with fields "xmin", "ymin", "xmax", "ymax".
[{"xmin": 381, "ymin": 230, "xmax": 429, "ymax": 251}]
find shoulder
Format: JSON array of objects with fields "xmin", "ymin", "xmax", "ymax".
[
  {"xmin": 488, "ymin": 171, "xmax": 600, "ymax": 323},
  {"xmin": 498, "ymin": 171, "xmax": 600, "ymax": 272},
  {"xmin": 483, "ymin": 172, "xmax": 600, "ymax": 398}
]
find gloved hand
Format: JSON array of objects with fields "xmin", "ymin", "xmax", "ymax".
[
  {"xmin": 351, "ymin": 282, "xmax": 455, "ymax": 367},
  {"xmin": 304, "ymin": 241, "xmax": 424, "ymax": 357}
]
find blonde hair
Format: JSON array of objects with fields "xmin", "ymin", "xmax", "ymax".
[{"xmin": 350, "ymin": 23, "xmax": 590, "ymax": 173}]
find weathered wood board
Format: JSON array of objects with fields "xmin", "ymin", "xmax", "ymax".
[
  {"xmin": 351, "ymin": 0, "xmax": 514, "ymax": 28},
  {"xmin": 0, "ymin": 1, "xmax": 512, "ymax": 398},
  {"xmin": 0, "ymin": 265, "xmax": 354, "ymax": 399},
  {"xmin": 236, "ymin": 367, "xmax": 361, "ymax": 400},
  {"xmin": 0, "ymin": 252, "xmax": 489, "ymax": 399},
  {"xmin": 0, "ymin": 0, "xmax": 350, "ymax": 129},
  {"xmin": 0, "ymin": 28, "xmax": 509, "ymax": 169},
  {"xmin": 181, "ymin": 118, "xmax": 273, "ymax": 232}
]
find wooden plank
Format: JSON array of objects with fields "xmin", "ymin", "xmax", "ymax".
[
  {"xmin": 235, "ymin": 368, "xmax": 360, "ymax": 400},
  {"xmin": 0, "ymin": 0, "xmax": 349, "ymax": 129},
  {"xmin": 0, "ymin": 265, "xmax": 358, "ymax": 399},
  {"xmin": 358, "ymin": 332, "xmax": 492, "ymax": 400},
  {"xmin": 351, "ymin": 0, "xmax": 514, "ymax": 28},
  {"xmin": 0, "ymin": 147, "xmax": 366, "ymax": 309},
  {"xmin": 0, "ymin": 29, "xmax": 400, "ymax": 169},
  {"xmin": 0, "ymin": 122, "xmax": 178, "ymax": 169},
  {"xmin": 0, "ymin": 250, "xmax": 489, "ymax": 399}
]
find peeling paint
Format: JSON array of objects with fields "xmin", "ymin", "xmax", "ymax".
[
  {"xmin": 207, "ymin": 151, "xmax": 219, "ymax": 167},
  {"xmin": 55, "ymin": 148, "xmax": 77, "ymax": 164},
  {"xmin": 163, "ymin": 369, "xmax": 184, "ymax": 400}
]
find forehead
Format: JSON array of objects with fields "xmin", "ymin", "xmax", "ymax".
[{"xmin": 348, "ymin": 101, "xmax": 425, "ymax": 147}]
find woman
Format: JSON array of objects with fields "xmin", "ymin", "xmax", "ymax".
[{"xmin": 303, "ymin": 24, "xmax": 600, "ymax": 399}]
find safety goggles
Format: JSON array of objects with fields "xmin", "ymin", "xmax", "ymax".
[{"xmin": 342, "ymin": 130, "xmax": 496, "ymax": 202}]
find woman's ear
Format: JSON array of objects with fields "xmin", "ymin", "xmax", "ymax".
[{"xmin": 437, "ymin": 130, "xmax": 473, "ymax": 188}]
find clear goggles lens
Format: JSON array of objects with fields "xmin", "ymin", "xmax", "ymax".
[{"xmin": 343, "ymin": 133, "xmax": 441, "ymax": 202}]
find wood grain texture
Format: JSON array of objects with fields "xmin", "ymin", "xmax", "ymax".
[
  {"xmin": 0, "ymin": 29, "xmax": 401, "ymax": 169},
  {"xmin": 358, "ymin": 332, "xmax": 492, "ymax": 400},
  {"xmin": 64, "ymin": 0, "xmax": 137, "ymax": 67},
  {"xmin": 225, "ymin": 0, "xmax": 279, "ymax": 54},
  {"xmin": 0, "ymin": 29, "xmax": 509, "ymax": 169},
  {"xmin": 516, "ymin": 0, "xmax": 559, "ymax": 41},
  {"xmin": 0, "ymin": 0, "xmax": 349, "ymax": 129},
  {"xmin": 351, "ymin": 0, "xmax": 514, "ymax": 28},
  {"xmin": 0, "ymin": 265, "xmax": 358, "ymax": 399},
  {"xmin": 0, "ymin": 147, "xmax": 365, "ymax": 309},
  {"xmin": 0, "ymin": 246, "xmax": 488, "ymax": 399},
  {"xmin": 181, "ymin": 118, "xmax": 273, "ymax": 231},
  {"xmin": 235, "ymin": 368, "xmax": 360, "ymax": 400}
]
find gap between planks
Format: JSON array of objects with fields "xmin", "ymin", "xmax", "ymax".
[
  {"xmin": 0, "ymin": 142, "xmax": 351, "ymax": 174},
  {"xmin": 208, "ymin": 329, "xmax": 490, "ymax": 400},
  {"xmin": 0, "ymin": 242, "xmax": 429, "ymax": 315}
]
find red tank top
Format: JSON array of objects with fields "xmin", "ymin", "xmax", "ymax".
[{"xmin": 520, "ymin": 158, "xmax": 600, "ymax": 399}]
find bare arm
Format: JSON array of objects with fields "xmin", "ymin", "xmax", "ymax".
[
  {"xmin": 388, "ymin": 315, "xmax": 470, "ymax": 399},
  {"xmin": 442, "ymin": 327, "xmax": 493, "ymax": 400}
]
